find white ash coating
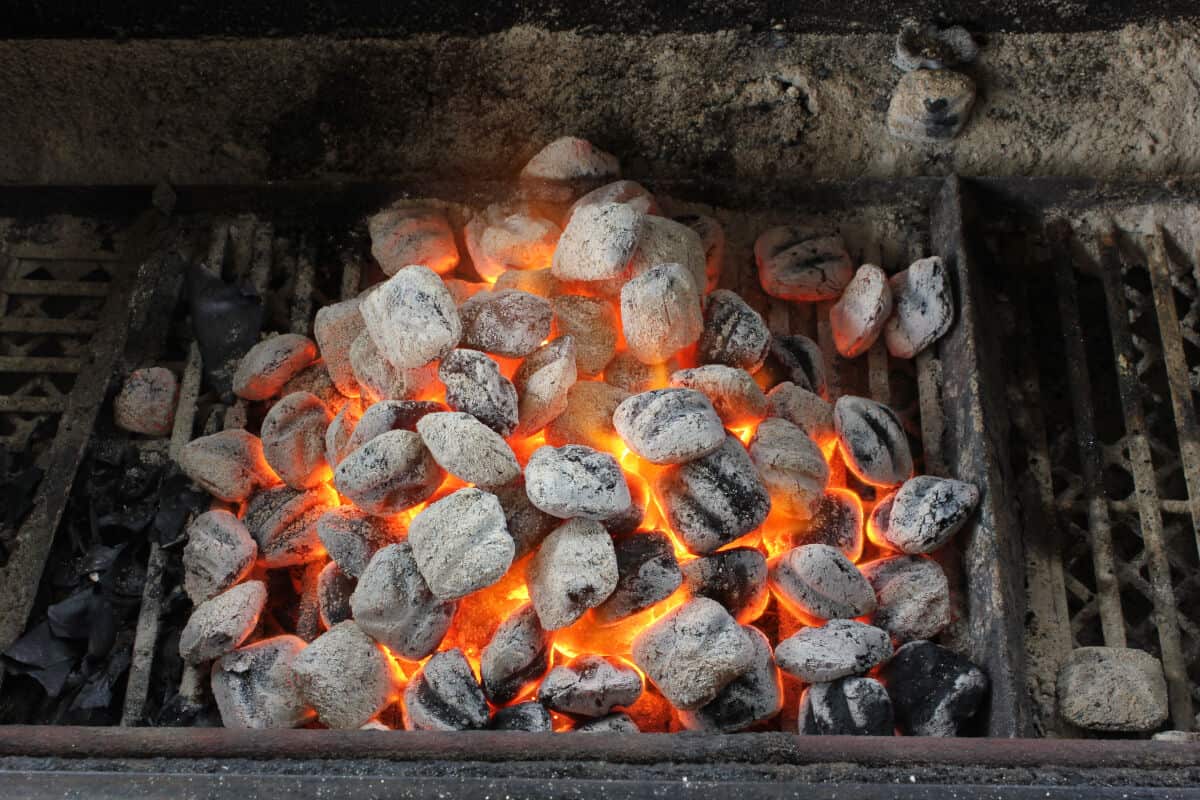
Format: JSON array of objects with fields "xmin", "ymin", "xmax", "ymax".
[
  {"xmin": 317, "ymin": 562, "xmax": 355, "ymax": 628},
  {"xmin": 495, "ymin": 266, "xmax": 561, "ymax": 298},
  {"xmin": 551, "ymin": 294, "xmax": 618, "ymax": 376},
  {"xmin": 113, "ymin": 366, "xmax": 177, "ymax": 436},
  {"xmin": 439, "ymin": 349, "xmax": 519, "ymax": 437},
  {"xmin": 407, "ymin": 488, "xmax": 515, "ymax": 601},
  {"xmin": 349, "ymin": 329, "xmax": 437, "ymax": 403},
  {"xmin": 360, "ymin": 265, "xmax": 462, "ymax": 370},
  {"xmin": 774, "ymin": 619, "xmax": 893, "ymax": 683},
  {"xmin": 458, "ymin": 288, "xmax": 553, "ymax": 358},
  {"xmin": 674, "ymin": 213, "xmax": 725, "ymax": 294},
  {"xmin": 492, "ymin": 477, "xmax": 560, "ymax": 560},
  {"xmin": 480, "ymin": 603, "xmax": 551, "ymax": 705},
  {"xmin": 620, "ymin": 261, "xmax": 703, "ymax": 365},
  {"xmin": 539, "ymin": 655, "xmax": 643, "ymax": 717},
  {"xmin": 280, "ymin": 361, "xmax": 342, "ymax": 410},
  {"xmin": 368, "ymin": 204, "xmax": 459, "ymax": 276},
  {"xmin": 749, "ymin": 417, "xmax": 830, "ymax": 520},
  {"xmin": 350, "ymin": 542, "xmax": 457, "ymax": 660},
  {"xmin": 211, "ymin": 635, "xmax": 313, "ymax": 730},
  {"xmin": 1056, "ymin": 646, "xmax": 1169, "ymax": 733},
  {"xmin": 325, "ymin": 400, "xmax": 363, "ymax": 467},
  {"xmin": 465, "ymin": 204, "xmax": 560, "ymax": 280},
  {"xmin": 233, "ymin": 333, "xmax": 318, "ymax": 401},
  {"xmin": 604, "ymin": 351, "xmax": 675, "ymax": 395},
  {"xmin": 526, "ymin": 518, "xmax": 619, "ymax": 630},
  {"xmin": 859, "ymin": 555, "xmax": 951, "ymax": 643},
  {"xmin": 680, "ymin": 547, "xmax": 769, "ymax": 624},
  {"xmin": 628, "ymin": 214, "xmax": 707, "ymax": 297},
  {"xmin": 513, "ymin": 336, "xmax": 578, "ymax": 436},
  {"xmin": 593, "ymin": 530, "xmax": 683, "ymax": 625},
  {"xmin": 697, "ymin": 289, "xmax": 771, "ymax": 373},
  {"xmin": 656, "ymin": 435, "xmax": 771, "ymax": 555},
  {"xmin": 754, "ymin": 225, "xmax": 854, "ymax": 302},
  {"xmin": 680, "ymin": 625, "xmax": 781, "ymax": 733},
  {"xmin": 403, "ymin": 648, "xmax": 490, "ymax": 731},
  {"xmin": 552, "ymin": 201, "xmax": 643, "ymax": 282},
  {"xmin": 631, "ymin": 596, "xmax": 755, "ymax": 711},
  {"xmin": 179, "ymin": 580, "xmax": 267, "ymax": 664},
  {"xmin": 260, "ymin": 391, "xmax": 333, "ymax": 490},
  {"xmin": 567, "ymin": 180, "xmax": 658, "ymax": 221},
  {"xmin": 416, "ymin": 411, "xmax": 521, "ymax": 488},
  {"xmin": 766, "ymin": 334, "xmax": 826, "ymax": 397},
  {"xmin": 333, "ymin": 429, "xmax": 443, "ymax": 516},
  {"xmin": 766, "ymin": 382, "xmax": 835, "ymax": 443},
  {"xmin": 545, "ymin": 380, "xmax": 629, "ymax": 450},
  {"xmin": 519, "ymin": 136, "xmax": 620, "ymax": 204},
  {"xmin": 525, "ymin": 444, "xmax": 631, "ymax": 520},
  {"xmin": 884, "ymin": 256, "xmax": 955, "ymax": 359},
  {"xmin": 769, "ymin": 544, "xmax": 877, "ymax": 621},
  {"xmin": 573, "ymin": 712, "xmax": 640, "ymax": 733},
  {"xmin": 887, "ymin": 69, "xmax": 976, "ymax": 143},
  {"xmin": 830, "ymin": 264, "xmax": 893, "ymax": 358},
  {"xmin": 182, "ymin": 509, "xmax": 257, "ymax": 602},
  {"xmin": 882, "ymin": 475, "xmax": 980, "ymax": 554},
  {"xmin": 833, "ymin": 395, "xmax": 913, "ymax": 487},
  {"xmin": 613, "ymin": 388, "xmax": 725, "ymax": 465},
  {"xmin": 316, "ymin": 506, "xmax": 404, "ymax": 578},
  {"xmin": 292, "ymin": 621, "xmax": 395, "ymax": 729},
  {"xmin": 177, "ymin": 429, "xmax": 277, "ymax": 503},
  {"xmin": 798, "ymin": 676, "xmax": 894, "ymax": 736},
  {"xmin": 344, "ymin": 399, "xmax": 445, "ymax": 456},
  {"xmin": 313, "ymin": 297, "xmax": 365, "ymax": 398},
  {"xmin": 243, "ymin": 484, "xmax": 338, "ymax": 568}
]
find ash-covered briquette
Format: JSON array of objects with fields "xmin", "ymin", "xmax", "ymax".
[
  {"xmin": 243, "ymin": 484, "xmax": 338, "ymax": 568},
  {"xmin": 360, "ymin": 265, "xmax": 462, "ymax": 370},
  {"xmin": 526, "ymin": 518, "xmax": 619, "ymax": 630},
  {"xmin": 348, "ymin": 330, "xmax": 437, "ymax": 403},
  {"xmin": 628, "ymin": 215, "xmax": 707, "ymax": 298},
  {"xmin": 316, "ymin": 507, "xmax": 404, "ymax": 578},
  {"xmin": 179, "ymin": 580, "xmax": 267, "ymax": 664},
  {"xmin": 439, "ymin": 349, "xmax": 520, "ymax": 437},
  {"xmin": 749, "ymin": 417, "xmax": 829, "ymax": 520},
  {"xmin": 884, "ymin": 256, "xmax": 955, "ymax": 358},
  {"xmin": 552, "ymin": 201, "xmax": 643, "ymax": 282},
  {"xmin": 545, "ymin": 380, "xmax": 629, "ymax": 450},
  {"xmin": 569, "ymin": 180, "xmax": 659, "ymax": 221},
  {"xmin": 697, "ymin": 289, "xmax": 771, "ymax": 373},
  {"xmin": 324, "ymin": 401, "xmax": 362, "ymax": 467},
  {"xmin": 755, "ymin": 226, "xmax": 854, "ymax": 302},
  {"xmin": 765, "ymin": 335, "xmax": 826, "ymax": 398},
  {"xmin": 520, "ymin": 137, "xmax": 620, "ymax": 204},
  {"xmin": 293, "ymin": 621, "xmax": 395, "ymax": 729},
  {"xmin": 830, "ymin": 264, "xmax": 893, "ymax": 358},
  {"xmin": 881, "ymin": 640, "xmax": 988, "ymax": 737},
  {"xmin": 480, "ymin": 603, "xmax": 552, "ymax": 705},
  {"xmin": 859, "ymin": 555, "xmax": 951, "ymax": 642},
  {"xmin": 368, "ymin": 204, "xmax": 459, "ymax": 276},
  {"xmin": 593, "ymin": 530, "xmax": 683, "ymax": 625},
  {"xmin": 573, "ymin": 712, "xmax": 640, "ymax": 733},
  {"xmin": 833, "ymin": 395, "xmax": 913, "ymax": 487},
  {"xmin": 343, "ymin": 399, "xmax": 446, "ymax": 455},
  {"xmin": 490, "ymin": 702, "xmax": 554, "ymax": 732},
  {"xmin": 798, "ymin": 677, "xmax": 894, "ymax": 736},
  {"xmin": 887, "ymin": 70, "xmax": 976, "ymax": 144},
  {"xmin": 465, "ymin": 203, "xmax": 560, "ymax": 281},
  {"xmin": 774, "ymin": 619, "xmax": 893, "ymax": 683},
  {"xmin": 881, "ymin": 475, "xmax": 980, "ymax": 554},
  {"xmin": 404, "ymin": 648, "xmax": 490, "ymax": 732},
  {"xmin": 350, "ymin": 542, "xmax": 457, "ymax": 660},
  {"xmin": 416, "ymin": 411, "xmax": 521, "ymax": 488},
  {"xmin": 178, "ymin": 429, "xmax": 277, "ymax": 503},
  {"xmin": 632, "ymin": 597, "xmax": 755, "ymax": 711},
  {"xmin": 893, "ymin": 19, "xmax": 979, "ymax": 70},
  {"xmin": 211, "ymin": 635, "xmax": 314, "ymax": 729},
  {"xmin": 674, "ymin": 213, "xmax": 725, "ymax": 294},
  {"xmin": 603, "ymin": 351, "xmax": 675, "ymax": 395},
  {"xmin": 492, "ymin": 478, "xmax": 560, "ymax": 560},
  {"xmin": 525, "ymin": 444, "xmax": 631, "ymax": 520},
  {"xmin": 183, "ymin": 510, "xmax": 257, "ymax": 602},
  {"xmin": 232, "ymin": 334, "xmax": 318, "ymax": 402},
  {"xmin": 620, "ymin": 262, "xmax": 704, "ymax": 365},
  {"xmin": 766, "ymin": 382, "xmax": 835, "ymax": 442},
  {"xmin": 260, "ymin": 391, "xmax": 333, "ymax": 490},
  {"xmin": 281, "ymin": 361, "xmax": 344, "ymax": 410},
  {"xmin": 600, "ymin": 472, "xmax": 648, "ymax": 536},
  {"xmin": 680, "ymin": 547, "xmax": 769, "ymax": 624},
  {"xmin": 802, "ymin": 490, "xmax": 865, "ymax": 560},
  {"xmin": 656, "ymin": 435, "xmax": 771, "ymax": 555},
  {"xmin": 539, "ymin": 655, "xmax": 643, "ymax": 717},
  {"xmin": 680, "ymin": 625, "xmax": 782, "ymax": 733},
  {"xmin": 769, "ymin": 544, "xmax": 876, "ymax": 622},
  {"xmin": 313, "ymin": 297, "xmax": 365, "ymax": 398},
  {"xmin": 1057, "ymin": 647, "xmax": 1170, "ymax": 733},
  {"xmin": 333, "ymin": 429, "xmax": 444, "ymax": 516},
  {"xmin": 513, "ymin": 336, "xmax": 578, "ymax": 436},
  {"xmin": 114, "ymin": 366, "xmax": 178, "ymax": 436},
  {"xmin": 317, "ymin": 561, "xmax": 355, "ymax": 628},
  {"xmin": 669, "ymin": 365, "xmax": 767, "ymax": 427},
  {"xmin": 613, "ymin": 388, "xmax": 725, "ymax": 466},
  {"xmin": 551, "ymin": 294, "xmax": 618, "ymax": 377},
  {"xmin": 496, "ymin": 266, "xmax": 561, "ymax": 298},
  {"xmin": 408, "ymin": 488, "xmax": 515, "ymax": 602},
  {"xmin": 458, "ymin": 289, "xmax": 553, "ymax": 358}
]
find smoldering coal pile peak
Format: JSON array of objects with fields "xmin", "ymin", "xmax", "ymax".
[{"xmin": 170, "ymin": 136, "xmax": 986, "ymax": 734}]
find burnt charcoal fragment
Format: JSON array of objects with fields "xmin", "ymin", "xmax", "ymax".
[
  {"xmin": 680, "ymin": 626, "xmax": 781, "ymax": 732},
  {"xmin": 881, "ymin": 640, "xmax": 988, "ymax": 736},
  {"xmin": 404, "ymin": 649, "xmax": 490, "ymax": 731},
  {"xmin": 526, "ymin": 519, "xmax": 619, "ymax": 630},
  {"xmin": 833, "ymin": 396, "xmax": 913, "ymax": 487},
  {"xmin": 539, "ymin": 655, "xmax": 643, "ymax": 717},
  {"xmin": 552, "ymin": 201, "xmax": 643, "ymax": 282},
  {"xmin": 408, "ymin": 488, "xmax": 514, "ymax": 601},
  {"xmin": 244, "ymin": 484, "xmax": 339, "ymax": 568},
  {"xmin": 459, "ymin": 289, "xmax": 554, "ymax": 358},
  {"xmin": 775, "ymin": 619, "xmax": 893, "ymax": 683},
  {"xmin": 620, "ymin": 262, "xmax": 704, "ymax": 365},
  {"xmin": 513, "ymin": 336, "xmax": 578, "ymax": 436},
  {"xmin": 368, "ymin": 204, "xmax": 459, "ymax": 276},
  {"xmin": 316, "ymin": 506, "xmax": 405, "ymax": 578},
  {"xmin": 613, "ymin": 388, "xmax": 725, "ymax": 466},
  {"xmin": 492, "ymin": 478, "xmax": 560, "ymax": 560},
  {"xmin": 525, "ymin": 444, "xmax": 631, "ymax": 520},
  {"xmin": 187, "ymin": 263, "xmax": 263, "ymax": 398},
  {"xmin": 859, "ymin": 555, "xmax": 950, "ymax": 643},
  {"xmin": 261, "ymin": 391, "xmax": 334, "ymax": 490},
  {"xmin": 798, "ymin": 677, "xmax": 894, "ymax": 736},
  {"xmin": 233, "ymin": 334, "xmax": 318, "ymax": 402},
  {"xmin": 593, "ymin": 531, "xmax": 683, "ymax": 625},
  {"xmin": 755, "ymin": 226, "xmax": 854, "ymax": 302},
  {"xmin": 801, "ymin": 489, "xmax": 865, "ymax": 560},
  {"xmin": 439, "ymin": 349, "xmax": 520, "ymax": 437},
  {"xmin": 1057, "ymin": 647, "xmax": 1169, "ymax": 733},
  {"xmin": 670, "ymin": 365, "xmax": 767, "ymax": 427},
  {"xmin": 180, "ymin": 580, "xmax": 267, "ymax": 664},
  {"xmin": 178, "ymin": 429, "xmax": 277, "ymax": 503},
  {"xmin": 885, "ymin": 256, "xmax": 955, "ymax": 358},
  {"xmin": 350, "ymin": 543, "xmax": 457, "ymax": 660},
  {"xmin": 417, "ymin": 411, "xmax": 521, "ymax": 488},
  {"xmin": 766, "ymin": 382, "xmax": 835, "ymax": 442},
  {"xmin": 882, "ymin": 475, "xmax": 979, "ymax": 554},
  {"xmin": 490, "ymin": 702, "xmax": 553, "ymax": 732},
  {"xmin": 573, "ymin": 712, "xmax": 640, "ymax": 732},
  {"xmin": 292, "ymin": 621, "xmax": 395, "ymax": 729},
  {"xmin": 317, "ymin": 561, "xmax": 355, "ymax": 628},
  {"xmin": 183, "ymin": 510, "xmax": 257, "ymax": 602},
  {"xmin": 769, "ymin": 544, "xmax": 876, "ymax": 622},
  {"xmin": 765, "ymin": 335, "xmax": 826, "ymax": 397},
  {"xmin": 480, "ymin": 603, "xmax": 551, "ymax": 705},
  {"xmin": 680, "ymin": 547, "xmax": 769, "ymax": 624},
  {"xmin": 698, "ymin": 290, "xmax": 771, "ymax": 373},
  {"xmin": 830, "ymin": 264, "xmax": 893, "ymax": 358},
  {"xmin": 656, "ymin": 435, "xmax": 771, "ymax": 555},
  {"xmin": 360, "ymin": 265, "xmax": 462, "ymax": 370},
  {"xmin": 333, "ymin": 430, "xmax": 444, "ymax": 516},
  {"xmin": 749, "ymin": 417, "xmax": 829, "ymax": 521},
  {"xmin": 211, "ymin": 635, "xmax": 314, "ymax": 729}
]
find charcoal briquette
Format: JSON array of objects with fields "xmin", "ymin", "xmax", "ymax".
[
  {"xmin": 183, "ymin": 510, "xmax": 257, "ymax": 602},
  {"xmin": 882, "ymin": 475, "xmax": 980, "ymax": 554},
  {"xmin": 459, "ymin": 289, "xmax": 553, "ymax": 358},
  {"xmin": 293, "ymin": 621, "xmax": 395, "ymax": 729},
  {"xmin": 592, "ymin": 530, "xmax": 682, "ymax": 625},
  {"xmin": 211, "ymin": 635, "xmax": 314, "ymax": 729},
  {"xmin": 243, "ymin": 484, "xmax": 339, "ymax": 568},
  {"xmin": 884, "ymin": 256, "xmax": 955, "ymax": 358},
  {"xmin": 774, "ymin": 619, "xmax": 893, "ymax": 683},
  {"xmin": 178, "ymin": 429, "xmax": 278, "ymax": 503},
  {"xmin": 367, "ymin": 204, "xmax": 459, "ymax": 276},
  {"xmin": 573, "ymin": 712, "xmax": 640, "ymax": 733},
  {"xmin": 539, "ymin": 655, "xmax": 643, "ymax": 717},
  {"xmin": 545, "ymin": 380, "xmax": 629, "ymax": 450},
  {"xmin": 350, "ymin": 542, "xmax": 457, "ymax": 659},
  {"xmin": 408, "ymin": 488, "xmax": 515, "ymax": 601},
  {"xmin": 525, "ymin": 444, "xmax": 631, "ymax": 520},
  {"xmin": 526, "ymin": 518, "xmax": 619, "ymax": 630},
  {"xmin": 769, "ymin": 544, "xmax": 876, "ymax": 622},
  {"xmin": 114, "ymin": 366, "xmax": 178, "ymax": 436},
  {"xmin": 360, "ymin": 265, "xmax": 462, "ymax": 370},
  {"xmin": 798, "ymin": 677, "xmax": 894, "ymax": 736},
  {"xmin": 833, "ymin": 395, "xmax": 913, "ymax": 487},
  {"xmin": 179, "ymin": 580, "xmax": 267, "ymax": 664},
  {"xmin": 669, "ymin": 365, "xmax": 767, "ymax": 427},
  {"xmin": 880, "ymin": 640, "xmax": 988, "ymax": 736},
  {"xmin": 830, "ymin": 264, "xmax": 893, "ymax": 358},
  {"xmin": 439, "ymin": 349, "xmax": 520, "ymax": 436},
  {"xmin": 673, "ymin": 213, "xmax": 725, "ymax": 293},
  {"xmin": 333, "ymin": 429, "xmax": 444, "ymax": 516},
  {"xmin": 520, "ymin": 137, "xmax": 620, "ymax": 204},
  {"xmin": 552, "ymin": 201, "xmax": 643, "ymax": 282},
  {"xmin": 613, "ymin": 388, "xmax": 725, "ymax": 466},
  {"xmin": 317, "ymin": 561, "xmax": 355, "ymax": 628},
  {"xmin": 568, "ymin": 180, "xmax": 659, "ymax": 220},
  {"xmin": 417, "ymin": 411, "xmax": 521, "ymax": 488},
  {"xmin": 513, "ymin": 336, "xmax": 578, "ymax": 436},
  {"xmin": 233, "ymin": 333, "xmax": 319, "ymax": 401},
  {"xmin": 489, "ymin": 701, "xmax": 554, "ymax": 732},
  {"xmin": 620, "ymin": 262, "xmax": 703, "ymax": 365},
  {"xmin": 313, "ymin": 297, "xmax": 365, "ymax": 398},
  {"xmin": 403, "ymin": 648, "xmax": 490, "ymax": 731},
  {"xmin": 261, "ymin": 391, "xmax": 334, "ymax": 490},
  {"xmin": 801, "ymin": 489, "xmax": 865, "ymax": 560},
  {"xmin": 755, "ymin": 225, "xmax": 854, "ymax": 302},
  {"xmin": 766, "ymin": 382, "xmax": 835, "ymax": 442},
  {"xmin": 492, "ymin": 477, "xmax": 560, "ymax": 560},
  {"xmin": 680, "ymin": 625, "xmax": 781, "ymax": 732},
  {"xmin": 698, "ymin": 289, "xmax": 771, "ymax": 373},
  {"xmin": 680, "ymin": 546, "xmax": 769, "ymax": 624},
  {"xmin": 551, "ymin": 294, "xmax": 618, "ymax": 376},
  {"xmin": 628, "ymin": 215, "xmax": 707, "ymax": 299},
  {"xmin": 749, "ymin": 417, "xmax": 829, "ymax": 520},
  {"xmin": 764, "ymin": 335, "xmax": 826, "ymax": 396},
  {"xmin": 480, "ymin": 603, "xmax": 552, "ymax": 705},
  {"xmin": 859, "ymin": 555, "xmax": 950, "ymax": 642}
]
